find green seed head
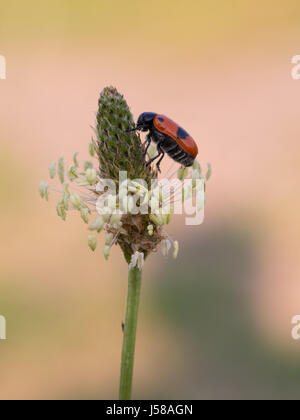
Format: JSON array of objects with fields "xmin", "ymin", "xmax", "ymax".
[
  {"xmin": 94, "ymin": 87, "xmax": 165, "ymax": 261},
  {"xmin": 95, "ymin": 86, "xmax": 154, "ymax": 184}
]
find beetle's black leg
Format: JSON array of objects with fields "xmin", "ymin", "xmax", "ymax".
[
  {"xmin": 145, "ymin": 144, "xmax": 164, "ymax": 173},
  {"xmin": 146, "ymin": 153, "xmax": 161, "ymax": 168},
  {"xmin": 155, "ymin": 145, "xmax": 165, "ymax": 173},
  {"xmin": 141, "ymin": 134, "xmax": 152, "ymax": 163}
]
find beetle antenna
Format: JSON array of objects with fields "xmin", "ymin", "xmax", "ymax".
[{"xmin": 124, "ymin": 127, "xmax": 138, "ymax": 133}]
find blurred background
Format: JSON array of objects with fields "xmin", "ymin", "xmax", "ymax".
[{"xmin": 0, "ymin": 0, "xmax": 300, "ymax": 400}]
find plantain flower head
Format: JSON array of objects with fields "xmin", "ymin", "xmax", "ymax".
[{"xmin": 39, "ymin": 86, "xmax": 211, "ymax": 266}]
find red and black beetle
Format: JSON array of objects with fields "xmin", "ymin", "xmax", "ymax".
[{"xmin": 127, "ymin": 112, "xmax": 198, "ymax": 172}]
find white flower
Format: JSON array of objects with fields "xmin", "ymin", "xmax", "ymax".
[
  {"xmin": 137, "ymin": 252, "xmax": 144, "ymax": 270},
  {"xmin": 56, "ymin": 200, "xmax": 67, "ymax": 221},
  {"xmin": 110, "ymin": 212, "xmax": 123, "ymax": 225},
  {"xmin": 141, "ymin": 192, "xmax": 149, "ymax": 207},
  {"xmin": 85, "ymin": 168, "xmax": 97, "ymax": 185},
  {"xmin": 107, "ymin": 194, "xmax": 117, "ymax": 211},
  {"xmin": 89, "ymin": 141, "xmax": 96, "ymax": 157},
  {"xmin": 129, "ymin": 251, "xmax": 144, "ymax": 270},
  {"xmin": 62, "ymin": 183, "xmax": 70, "ymax": 209},
  {"xmin": 161, "ymin": 239, "xmax": 171, "ymax": 256},
  {"xmin": 103, "ymin": 245, "xmax": 111, "ymax": 260},
  {"xmin": 150, "ymin": 213, "xmax": 164, "ymax": 225},
  {"xmin": 70, "ymin": 193, "xmax": 82, "ymax": 210},
  {"xmin": 87, "ymin": 235, "xmax": 97, "ymax": 251},
  {"xmin": 193, "ymin": 160, "xmax": 201, "ymax": 171},
  {"xmin": 101, "ymin": 210, "xmax": 112, "ymax": 222},
  {"xmin": 39, "ymin": 181, "xmax": 49, "ymax": 200},
  {"xmin": 84, "ymin": 161, "xmax": 93, "ymax": 171},
  {"xmin": 128, "ymin": 185, "xmax": 138, "ymax": 194},
  {"xmin": 147, "ymin": 224, "xmax": 154, "ymax": 236},
  {"xmin": 127, "ymin": 195, "xmax": 134, "ymax": 214},
  {"xmin": 206, "ymin": 162, "xmax": 212, "ymax": 180},
  {"xmin": 173, "ymin": 241, "xmax": 179, "ymax": 259},
  {"xmin": 177, "ymin": 166, "xmax": 188, "ymax": 180},
  {"xmin": 89, "ymin": 216, "xmax": 105, "ymax": 233},
  {"xmin": 73, "ymin": 152, "xmax": 79, "ymax": 168},
  {"xmin": 105, "ymin": 232, "xmax": 114, "ymax": 246},
  {"xmin": 80, "ymin": 207, "xmax": 89, "ymax": 224},
  {"xmin": 129, "ymin": 181, "xmax": 148, "ymax": 199},
  {"xmin": 68, "ymin": 165, "xmax": 78, "ymax": 180},
  {"xmin": 76, "ymin": 179, "xmax": 90, "ymax": 187},
  {"xmin": 150, "ymin": 196, "xmax": 159, "ymax": 214},
  {"xmin": 58, "ymin": 156, "xmax": 65, "ymax": 184},
  {"xmin": 159, "ymin": 206, "xmax": 172, "ymax": 225},
  {"xmin": 49, "ymin": 162, "xmax": 56, "ymax": 179},
  {"xmin": 192, "ymin": 169, "xmax": 202, "ymax": 188}
]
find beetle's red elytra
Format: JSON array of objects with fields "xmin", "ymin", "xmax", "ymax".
[
  {"xmin": 126, "ymin": 112, "xmax": 199, "ymax": 172},
  {"xmin": 153, "ymin": 114, "xmax": 198, "ymax": 159}
]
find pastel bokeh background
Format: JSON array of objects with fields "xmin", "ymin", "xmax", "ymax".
[{"xmin": 1, "ymin": 0, "xmax": 300, "ymax": 399}]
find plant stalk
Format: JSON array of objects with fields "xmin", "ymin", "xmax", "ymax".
[{"xmin": 119, "ymin": 266, "xmax": 142, "ymax": 400}]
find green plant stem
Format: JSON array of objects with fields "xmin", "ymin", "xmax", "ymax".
[{"xmin": 119, "ymin": 266, "xmax": 142, "ymax": 400}]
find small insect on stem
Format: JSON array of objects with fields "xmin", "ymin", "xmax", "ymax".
[
  {"xmin": 121, "ymin": 321, "xmax": 125, "ymax": 332},
  {"xmin": 127, "ymin": 112, "xmax": 198, "ymax": 172}
]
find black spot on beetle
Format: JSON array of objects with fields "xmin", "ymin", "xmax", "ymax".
[
  {"xmin": 158, "ymin": 117, "xmax": 164, "ymax": 122},
  {"xmin": 177, "ymin": 126, "xmax": 189, "ymax": 140}
]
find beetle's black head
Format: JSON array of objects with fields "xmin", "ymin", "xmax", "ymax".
[
  {"xmin": 136, "ymin": 112, "xmax": 157, "ymax": 131},
  {"xmin": 126, "ymin": 112, "xmax": 157, "ymax": 132}
]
